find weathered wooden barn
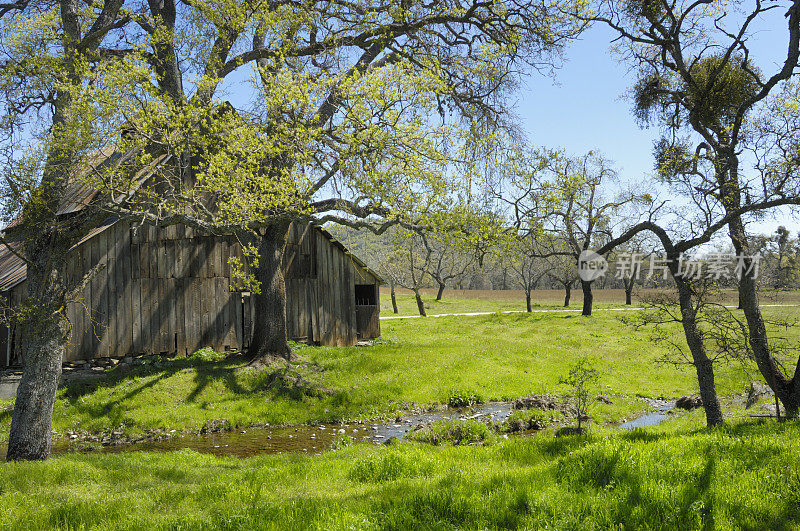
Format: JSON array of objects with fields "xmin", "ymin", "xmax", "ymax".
[{"xmin": 0, "ymin": 164, "xmax": 381, "ymax": 368}]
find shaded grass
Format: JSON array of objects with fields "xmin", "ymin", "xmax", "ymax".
[{"xmin": 1, "ymin": 420, "xmax": 800, "ymax": 529}]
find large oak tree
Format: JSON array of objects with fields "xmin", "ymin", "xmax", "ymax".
[{"xmin": 0, "ymin": 0, "xmax": 583, "ymax": 460}]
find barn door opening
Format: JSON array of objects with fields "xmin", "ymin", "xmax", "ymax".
[{"xmin": 354, "ymin": 284, "xmax": 379, "ymax": 339}]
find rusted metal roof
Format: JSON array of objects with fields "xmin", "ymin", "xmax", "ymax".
[{"xmin": 0, "ymin": 150, "xmax": 170, "ymax": 292}]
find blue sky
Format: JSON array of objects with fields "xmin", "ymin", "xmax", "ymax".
[
  {"xmin": 515, "ymin": 25, "xmax": 659, "ymax": 181},
  {"xmin": 513, "ymin": 17, "xmax": 799, "ymax": 237}
]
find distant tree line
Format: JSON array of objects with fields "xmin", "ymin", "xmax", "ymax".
[{"xmin": 332, "ymin": 221, "xmax": 800, "ymax": 310}]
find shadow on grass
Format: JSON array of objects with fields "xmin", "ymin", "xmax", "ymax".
[
  {"xmin": 538, "ymin": 434, "xmax": 593, "ymax": 457},
  {"xmin": 715, "ymin": 417, "xmax": 800, "ymax": 437},
  {"xmin": 57, "ymin": 354, "xmax": 331, "ymax": 424},
  {"xmin": 60, "ymin": 356, "xmax": 226, "ymax": 401},
  {"xmin": 549, "ymin": 425, "xmax": 800, "ymax": 530},
  {"xmin": 618, "ymin": 429, "xmax": 670, "ymax": 443}
]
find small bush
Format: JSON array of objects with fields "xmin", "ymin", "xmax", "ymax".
[
  {"xmin": 406, "ymin": 419, "xmax": 494, "ymax": 446},
  {"xmin": 560, "ymin": 356, "xmax": 599, "ymax": 430},
  {"xmin": 447, "ymin": 390, "xmax": 484, "ymax": 408}
]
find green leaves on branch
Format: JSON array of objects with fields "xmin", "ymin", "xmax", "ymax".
[{"xmin": 653, "ymin": 138, "xmax": 695, "ymax": 182}]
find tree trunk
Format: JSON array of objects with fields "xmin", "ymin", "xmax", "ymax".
[
  {"xmin": 7, "ymin": 82, "xmax": 75, "ymax": 460},
  {"xmin": 525, "ymin": 289, "xmax": 532, "ymax": 312},
  {"xmin": 6, "ymin": 313, "xmax": 66, "ymax": 461},
  {"xmin": 414, "ymin": 289, "xmax": 427, "ymax": 317},
  {"xmin": 676, "ymin": 277, "xmax": 724, "ymax": 426},
  {"xmin": 247, "ymin": 223, "xmax": 292, "ymax": 361},
  {"xmin": 390, "ymin": 283, "xmax": 398, "ymax": 314},
  {"xmin": 564, "ymin": 284, "xmax": 571, "ymax": 307},
  {"xmin": 580, "ymin": 280, "xmax": 593, "ymax": 316},
  {"xmin": 729, "ymin": 217, "xmax": 800, "ymax": 417},
  {"xmin": 721, "ymin": 144, "xmax": 800, "ymax": 415},
  {"xmin": 435, "ymin": 282, "xmax": 445, "ymax": 301},
  {"xmin": 7, "ymin": 241, "xmax": 70, "ymax": 461},
  {"xmin": 625, "ymin": 280, "xmax": 633, "ymax": 306}
]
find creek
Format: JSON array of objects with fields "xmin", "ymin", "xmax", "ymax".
[{"xmin": 0, "ymin": 400, "xmax": 675, "ymax": 459}]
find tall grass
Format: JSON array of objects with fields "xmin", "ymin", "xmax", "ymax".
[{"xmin": 1, "ymin": 420, "xmax": 799, "ymax": 529}]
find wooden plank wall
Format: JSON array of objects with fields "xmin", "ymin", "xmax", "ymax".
[
  {"xmin": 278, "ymin": 224, "xmax": 380, "ymax": 347},
  {"xmin": 60, "ymin": 220, "xmax": 243, "ymax": 361},
  {"xmin": 1, "ymin": 221, "xmax": 380, "ymax": 366}
]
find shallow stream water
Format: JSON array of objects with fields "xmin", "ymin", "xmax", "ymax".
[
  {"xmin": 617, "ymin": 401, "xmax": 675, "ymax": 430},
  {"xmin": 0, "ymin": 400, "xmax": 673, "ymax": 459}
]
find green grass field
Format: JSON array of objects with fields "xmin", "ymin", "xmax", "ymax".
[
  {"xmin": 2, "ymin": 292, "xmax": 800, "ymax": 529},
  {"xmin": 382, "ymin": 287, "xmax": 642, "ymax": 316},
  {"xmin": 1, "ymin": 418, "xmax": 799, "ymax": 529},
  {"xmin": 3, "ymin": 306, "xmax": 791, "ymax": 442}
]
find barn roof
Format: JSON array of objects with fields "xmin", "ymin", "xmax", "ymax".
[
  {"xmin": 0, "ymin": 150, "xmax": 383, "ymax": 291},
  {"xmin": 315, "ymin": 224, "xmax": 384, "ymax": 284},
  {"xmin": 0, "ymin": 149, "xmax": 171, "ymax": 291},
  {"xmin": 0, "ymin": 237, "xmax": 25, "ymax": 292}
]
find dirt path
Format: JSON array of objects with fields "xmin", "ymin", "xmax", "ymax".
[{"xmin": 379, "ymin": 304, "xmax": 800, "ymax": 320}]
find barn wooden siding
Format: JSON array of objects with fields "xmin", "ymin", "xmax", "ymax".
[
  {"xmin": 244, "ymin": 223, "xmax": 381, "ymax": 349},
  {"xmin": 1, "ymin": 221, "xmax": 380, "ymax": 365}
]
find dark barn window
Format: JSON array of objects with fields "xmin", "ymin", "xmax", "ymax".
[{"xmin": 355, "ymin": 284, "xmax": 377, "ymax": 306}]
